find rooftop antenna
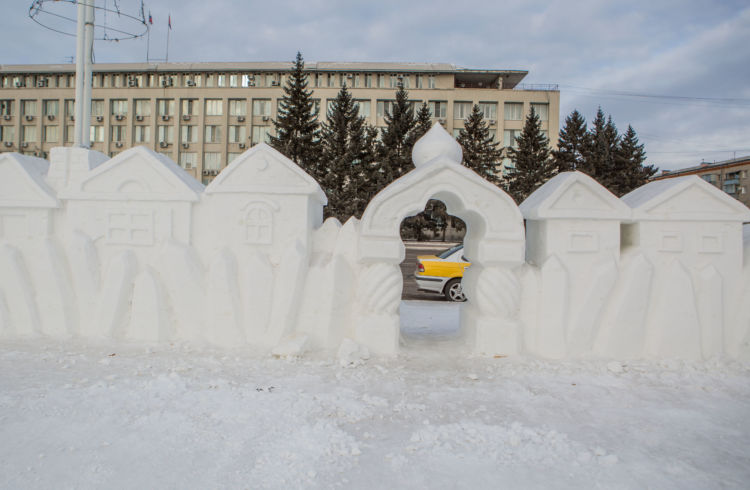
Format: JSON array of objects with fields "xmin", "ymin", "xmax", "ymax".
[{"xmin": 29, "ymin": 0, "xmax": 147, "ymax": 148}]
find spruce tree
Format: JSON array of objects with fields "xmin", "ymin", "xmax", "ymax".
[
  {"xmin": 413, "ymin": 102, "xmax": 433, "ymax": 140},
  {"xmin": 506, "ymin": 107, "xmax": 555, "ymax": 203},
  {"xmin": 378, "ymin": 85, "xmax": 417, "ymax": 183},
  {"xmin": 580, "ymin": 108, "xmax": 620, "ymax": 190},
  {"xmin": 552, "ymin": 110, "xmax": 587, "ymax": 172},
  {"xmin": 457, "ymin": 104, "xmax": 503, "ymax": 185},
  {"xmin": 269, "ymin": 52, "xmax": 321, "ymax": 175},
  {"xmin": 614, "ymin": 125, "xmax": 656, "ymax": 196},
  {"xmin": 318, "ymin": 85, "xmax": 373, "ymax": 221}
]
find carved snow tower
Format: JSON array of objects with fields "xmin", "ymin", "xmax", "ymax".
[{"xmin": 356, "ymin": 124, "xmax": 525, "ymax": 356}]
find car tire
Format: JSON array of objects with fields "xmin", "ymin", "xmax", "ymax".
[{"xmin": 444, "ymin": 278, "xmax": 466, "ymax": 302}]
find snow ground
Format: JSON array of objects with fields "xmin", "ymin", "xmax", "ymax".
[{"xmin": 1, "ymin": 301, "xmax": 749, "ymax": 489}]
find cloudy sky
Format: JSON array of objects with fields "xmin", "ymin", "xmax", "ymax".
[{"xmin": 5, "ymin": 0, "xmax": 750, "ymax": 170}]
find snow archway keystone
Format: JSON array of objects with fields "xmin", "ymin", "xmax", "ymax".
[{"xmin": 356, "ymin": 124, "xmax": 525, "ymax": 356}]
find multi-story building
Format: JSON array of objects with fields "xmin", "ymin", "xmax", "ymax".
[
  {"xmin": 0, "ymin": 61, "xmax": 559, "ymax": 184},
  {"xmin": 653, "ymin": 156, "xmax": 750, "ymax": 209}
]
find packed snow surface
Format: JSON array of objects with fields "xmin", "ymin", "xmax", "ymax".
[{"xmin": 1, "ymin": 301, "xmax": 749, "ymax": 489}]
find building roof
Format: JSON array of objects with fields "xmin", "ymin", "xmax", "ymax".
[
  {"xmin": 0, "ymin": 153, "xmax": 58, "ymax": 208},
  {"xmin": 653, "ymin": 155, "xmax": 750, "ymax": 180},
  {"xmin": 520, "ymin": 171, "xmax": 631, "ymax": 220},
  {"xmin": 0, "ymin": 61, "xmax": 529, "ymax": 88}
]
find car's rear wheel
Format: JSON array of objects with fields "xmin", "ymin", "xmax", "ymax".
[{"xmin": 444, "ymin": 278, "xmax": 466, "ymax": 302}]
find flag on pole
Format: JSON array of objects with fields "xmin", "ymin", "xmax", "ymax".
[
  {"xmin": 148, "ymin": 11, "xmax": 153, "ymax": 25},
  {"xmin": 168, "ymin": 15, "xmax": 172, "ymax": 30}
]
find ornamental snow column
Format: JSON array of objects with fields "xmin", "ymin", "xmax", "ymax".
[{"xmin": 519, "ymin": 172, "xmax": 631, "ymax": 358}]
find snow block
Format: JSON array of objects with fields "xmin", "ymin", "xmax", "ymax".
[{"xmin": 128, "ymin": 267, "xmax": 172, "ymax": 342}]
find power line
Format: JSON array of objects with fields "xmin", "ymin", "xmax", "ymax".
[{"xmin": 560, "ymin": 85, "xmax": 750, "ymax": 107}]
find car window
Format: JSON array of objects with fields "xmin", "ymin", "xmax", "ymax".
[{"xmin": 438, "ymin": 244, "xmax": 463, "ymax": 259}]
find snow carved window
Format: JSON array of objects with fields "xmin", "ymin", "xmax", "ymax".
[
  {"xmin": 244, "ymin": 203, "xmax": 273, "ymax": 244},
  {"xmin": 106, "ymin": 210, "xmax": 154, "ymax": 246}
]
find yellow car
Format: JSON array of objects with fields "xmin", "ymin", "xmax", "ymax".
[{"xmin": 414, "ymin": 244, "xmax": 471, "ymax": 302}]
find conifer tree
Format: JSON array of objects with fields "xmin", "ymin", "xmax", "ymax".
[
  {"xmin": 378, "ymin": 85, "xmax": 417, "ymax": 183},
  {"xmin": 269, "ymin": 52, "xmax": 320, "ymax": 175},
  {"xmin": 506, "ymin": 107, "xmax": 555, "ymax": 203},
  {"xmin": 580, "ymin": 108, "xmax": 620, "ymax": 190},
  {"xmin": 318, "ymin": 85, "xmax": 373, "ymax": 221},
  {"xmin": 413, "ymin": 102, "xmax": 433, "ymax": 140},
  {"xmin": 457, "ymin": 104, "xmax": 503, "ymax": 185},
  {"xmin": 614, "ymin": 125, "xmax": 656, "ymax": 196},
  {"xmin": 552, "ymin": 110, "xmax": 587, "ymax": 172}
]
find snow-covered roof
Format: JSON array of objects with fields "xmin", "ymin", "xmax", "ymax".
[
  {"xmin": 520, "ymin": 171, "xmax": 630, "ymax": 220},
  {"xmin": 622, "ymin": 175, "xmax": 750, "ymax": 222},
  {"xmin": 0, "ymin": 152, "xmax": 58, "ymax": 208},
  {"xmin": 60, "ymin": 146, "xmax": 204, "ymax": 201},
  {"xmin": 205, "ymin": 143, "xmax": 327, "ymax": 204}
]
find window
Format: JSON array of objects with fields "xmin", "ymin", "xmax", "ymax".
[
  {"xmin": 134, "ymin": 125, "xmax": 150, "ymax": 143},
  {"xmin": 229, "ymin": 74, "xmax": 239, "ymax": 88},
  {"xmin": 428, "ymin": 75, "xmax": 436, "ymax": 89},
  {"xmin": 390, "ymin": 74, "xmax": 399, "ymax": 88},
  {"xmin": 401, "ymin": 76, "xmax": 410, "ymax": 88},
  {"xmin": 229, "ymin": 99, "xmax": 247, "ymax": 116},
  {"xmin": 504, "ymin": 102, "xmax": 523, "ymax": 121},
  {"xmin": 327, "ymin": 73, "xmax": 336, "ymax": 88},
  {"xmin": 701, "ymin": 174, "xmax": 719, "ymax": 184},
  {"xmin": 310, "ymin": 99, "xmax": 320, "ymax": 117},
  {"xmin": 242, "ymin": 74, "xmax": 255, "ymax": 87},
  {"xmin": 217, "ymin": 74, "xmax": 226, "ymax": 87},
  {"xmin": 157, "ymin": 125, "xmax": 174, "ymax": 143},
  {"xmin": 228, "ymin": 125, "xmax": 246, "ymax": 143},
  {"xmin": 179, "ymin": 152, "xmax": 197, "ymax": 170},
  {"xmin": 244, "ymin": 203, "xmax": 273, "ymax": 244},
  {"xmin": 22, "ymin": 100, "xmax": 37, "ymax": 116},
  {"xmin": 106, "ymin": 210, "xmax": 154, "ymax": 246},
  {"xmin": 181, "ymin": 99, "xmax": 197, "ymax": 116},
  {"xmin": 326, "ymin": 99, "xmax": 335, "ymax": 116},
  {"xmin": 315, "ymin": 73, "xmax": 323, "ymax": 88},
  {"xmin": 181, "ymin": 125, "xmax": 198, "ymax": 143},
  {"xmin": 134, "ymin": 99, "xmax": 151, "ymax": 117},
  {"xmin": 376, "ymin": 100, "xmax": 395, "ymax": 118},
  {"xmin": 204, "ymin": 152, "xmax": 222, "ymax": 171},
  {"xmin": 43, "ymin": 100, "xmax": 59, "ymax": 117},
  {"xmin": 416, "ymin": 75, "xmax": 423, "ymax": 89},
  {"xmin": 157, "ymin": 99, "xmax": 175, "ymax": 117},
  {"xmin": 204, "ymin": 125, "xmax": 222, "ymax": 143},
  {"xmin": 353, "ymin": 74, "xmax": 361, "ymax": 88},
  {"xmin": 205, "ymin": 99, "xmax": 223, "ymax": 116},
  {"xmin": 377, "ymin": 74, "xmax": 386, "ymax": 88},
  {"xmin": 252, "ymin": 99, "xmax": 271, "ymax": 117},
  {"xmin": 1, "ymin": 100, "xmax": 13, "ymax": 116},
  {"xmin": 64, "ymin": 125, "xmax": 73, "ymax": 143},
  {"xmin": 89, "ymin": 125, "xmax": 104, "ymax": 142},
  {"xmin": 205, "ymin": 74, "xmax": 215, "ymax": 87},
  {"xmin": 252, "ymin": 126, "xmax": 272, "ymax": 145},
  {"xmin": 228, "ymin": 152, "xmax": 242, "ymax": 164},
  {"xmin": 354, "ymin": 100, "xmax": 371, "ymax": 118},
  {"xmin": 488, "ymin": 129, "xmax": 497, "ymax": 141},
  {"xmin": 531, "ymin": 103, "xmax": 549, "ymax": 121},
  {"xmin": 43, "ymin": 125, "xmax": 58, "ymax": 143},
  {"xmin": 454, "ymin": 101, "xmax": 472, "ymax": 120},
  {"xmin": 91, "ymin": 100, "xmax": 104, "ymax": 117},
  {"xmin": 364, "ymin": 74, "xmax": 373, "ymax": 88},
  {"xmin": 428, "ymin": 101, "xmax": 447, "ymax": 118},
  {"xmin": 504, "ymin": 129, "xmax": 522, "ymax": 148},
  {"xmin": 1, "ymin": 126, "xmax": 15, "ymax": 142},
  {"xmin": 111, "ymin": 99, "xmax": 128, "ymax": 116},
  {"xmin": 478, "ymin": 102, "xmax": 497, "ymax": 120},
  {"xmin": 111, "ymin": 126, "xmax": 126, "ymax": 142},
  {"xmin": 22, "ymin": 126, "xmax": 37, "ymax": 143},
  {"xmin": 64, "ymin": 100, "xmax": 75, "ymax": 118}
]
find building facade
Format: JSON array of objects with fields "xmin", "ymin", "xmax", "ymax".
[
  {"xmin": 0, "ymin": 61, "xmax": 559, "ymax": 184},
  {"xmin": 653, "ymin": 156, "xmax": 750, "ymax": 209}
]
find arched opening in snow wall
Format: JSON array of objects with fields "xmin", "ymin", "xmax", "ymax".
[{"xmin": 354, "ymin": 127, "xmax": 525, "ymax": 356}]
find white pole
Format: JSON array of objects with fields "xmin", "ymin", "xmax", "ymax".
[
  {"xmin": 81, "ymin": 0, "xmax": 95, "ymax": 148},
  {"xmin": 73, "ymin": 1, "xmax": 85, "ymax": 147}
]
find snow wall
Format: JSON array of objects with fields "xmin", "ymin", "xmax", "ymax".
[{"xmin": 1, "ymin": 124, "xmax": 749, "ymax": 360}]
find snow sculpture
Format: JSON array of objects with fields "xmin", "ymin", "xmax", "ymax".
[
  {"xmin": 357, "ymin": 124, "xmax": 525, "ymax": 355},
  {"xmin": 520, "ymin": 172, "xmax": 630, "ymax": 358},
  {"xmin": 1, "ymin": 127, "xmax": 750, "ymax": 361}
]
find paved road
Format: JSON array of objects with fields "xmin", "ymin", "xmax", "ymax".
[{"xmin": 400, "ymin": 241, "xmax": 459, "ymax": 301}]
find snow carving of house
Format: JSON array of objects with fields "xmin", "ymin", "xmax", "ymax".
[
  {"xmin": 618, "ymin": 176, "xmax": 750, "ymax": 359},
  {"xmin": 0, "ymin": 153, "xmax": 73, "ymax": 338},
  {"xmin": 356, "ymin": 124, "xmax": 525, "ymax": 356},
  {"xmin": 199, "ymin": 143, "xmax": 327, "ymax": 348},
  {"xmin": 519, "ymin": 171, "xmax": 631, "ymax": 358}
]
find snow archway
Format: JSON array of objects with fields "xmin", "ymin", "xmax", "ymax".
[{"xmin": 355, "ymin": 124, "xmax": 525, "ymax": 356}]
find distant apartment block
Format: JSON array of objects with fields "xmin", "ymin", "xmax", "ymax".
[
  {"xmin": 0, "ymin": 62, "xmax": 559, "ymax": 184},
  {"xmin": 653, "ymin": 156, "xmax": 750, "ymax": 209}
]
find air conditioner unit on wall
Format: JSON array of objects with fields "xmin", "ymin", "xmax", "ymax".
[
  {"xmin": 135, "ymin": 115, "xmax": 143, "ymax": 121},
  {"xmin": 202, "ymin": 170, "xmax": 210, "ymax": 176},
  {"xmin": 182, "ymin": 115, "xmax": 190, "ymax": 121},
  {"xmin": 25, "ymin": 115, "xmax": 33, "ymax": 121},
  {"xmin": 239, "ymin": 143, "xmax": 246, "ymax": 149},
  {"xmin": 237, "ymin": 116, "xmax": 245, "ymax": 122},
  {"xmin": 47, "ymin": 114, "xmax": 55, "ymax": 121},
  {"xmin": 186, "ymin": 80, "xmax": 195, "ymax": 87},
  {"xmin": 96, "ymin": 115, "xmax": 103, "ymax": 122},
  {"xmin": 115, "ymin": 114, "xmax": 124, "ymax": 121},
  {"xmin": 115, "ymin": 142, "xmax": 123, "ymax": 148},
  {"xmin": 159, "ymin": 141, "xmax": 168, "ymax": 148},
  {"xmin": 262, "ymin": 116, "xmax": 269, "ymax": 121},
  {"xmin": 162, "ymin": 115, "xmax": 170, "ymax": 121},
  {"xmin": 21, "ymin": 142, "xmax": 28, "ymax": 148},
  {"xmin": 4, "ymin": 115, "xmax": 11, "ymax": 120},
  {"xmin": 182, "ymin": 143, "xmax": 189, "ymax": 149},
  {"xmin": 3, "ymin": 141, "xmax": 12, "ymax": 147}
]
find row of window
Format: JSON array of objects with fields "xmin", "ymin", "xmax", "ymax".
[
  {"xmin": 1, "ymin": 72, "xmax": 441, "ymax": 91},
  {"xmin": 2, "ymin": 98, "xmax": 549, "ymax": 122}
]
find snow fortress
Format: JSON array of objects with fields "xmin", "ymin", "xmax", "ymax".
[{"xmin": 1, "ymin": 124, "xmax": 749, "ymax": 360}]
